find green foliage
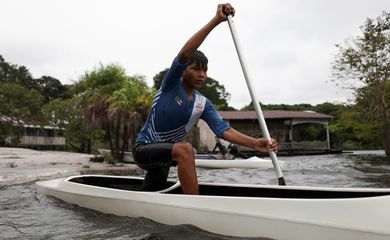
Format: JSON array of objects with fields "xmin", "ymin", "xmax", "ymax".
[
  {"xmin": 42, "ymin": 98, "xmax": 78, "ymax": 128},
  {"xmin": 0, "ymin": 55, "xmax": 37, "ymax": 90},
  {"xmin": 241, "ymin": 102, "xmax": 314, "ymax": 111},
  {"xmin": 199, "ymin": 76, "xmax": 231, "ymax": 110},
  {"xmin": 329, "ymin": 109, "xmax": 381, "ymax": 149},
  {"xmin": 0, "ymin": 83, "xmax": 43, "ymax": 122},
  {"xmin": 36, "ymin": 76, "xmax": 70, "ymax": 103},
  {"xmin": 77, "ymin": 63, "xmax": 128, "ymax": 94},
  {"xmin": 102, "ymin": 151, "xmax": 116, "ymax": 165},
  {"xmin": 41, "ymin": 98, "xmax": 92, "ymax": 152},
  {"xmin": 240, "ymin": 102, "xmax": 347, "ymax": 117},
  {"xmin": 0, "ymin": 55, "xmax": 68, "ymax": 103},
  {"xmin": 0, "ymin": 83, "xmax": 44, "ymax": 146},
  {"xmin": 153, "ymin": 68, "xmax": 168, "ymax": 90},
  {"xmin": 108, "ymin": 75, "xmax": 153, "ymax": 143},
  {"xmin": 332, "ymin": 11, "xmax": 390, "ymax": 155},
  {"xmin": 294, "ymin": 124, "xmax": 327, "ymax": 142},
  {"xmin": 75, "ymin": 64, "xmax": 151, "ymax": 160}
]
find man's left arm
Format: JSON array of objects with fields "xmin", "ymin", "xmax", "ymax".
[
  {"xmin": 200, "ymin": 100, "xmax": 278, "ymax": 154},
  {"xmin": 222, "ymin": 128, "xmax": 278, "ymax": 153}
]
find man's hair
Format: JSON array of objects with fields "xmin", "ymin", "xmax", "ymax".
[{"xmin": 188, "ymin": 50, "xmax": 208, "ymax": 68}]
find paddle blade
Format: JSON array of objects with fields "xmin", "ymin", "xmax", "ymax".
[{"xmin": 278, "ymin": 177, "xmax": 286, "ymax": 186}]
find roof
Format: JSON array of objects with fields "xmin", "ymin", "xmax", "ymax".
[
  {"xmin": 0, "ymin": 116, "xmax": 63, "ymax": 129},
  {"xmin": 218, "ymin": 110, "xmax": 333, "ymax": 120}
]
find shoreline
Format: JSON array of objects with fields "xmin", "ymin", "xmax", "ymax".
[{"xmin": 0, "ymin": 147, "xmax": 143, "ymax": 187}]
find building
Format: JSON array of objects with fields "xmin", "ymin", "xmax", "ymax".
[
  {"xmin": 198, "ymin": 110, "xmax": 334, "ymax": 155},
  {"xmin": 0, "ymin": 116, "xmax": 65, "ymax": 148}
]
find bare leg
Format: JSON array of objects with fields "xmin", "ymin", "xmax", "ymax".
[{"xmin": 172, "ymin": 142, "xmax": 199, "ymax": 194}]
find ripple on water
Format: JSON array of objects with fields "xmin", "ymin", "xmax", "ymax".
[
  {"xmin": 1, "ymin": 151, "xmax": 389, "ymax": 239},
  {"xmin": 0, "ymin": 184, "xmax": 271, "ymax": 240}
]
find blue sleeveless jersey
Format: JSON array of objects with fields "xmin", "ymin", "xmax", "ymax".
[{"xmin": 136, "ymin": 56, "xmax": 230, "ymax": 143}]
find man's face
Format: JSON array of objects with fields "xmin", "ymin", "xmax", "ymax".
[{"xmin": 182, "ymin": 63, "xmax": 208, "ymax": 90}]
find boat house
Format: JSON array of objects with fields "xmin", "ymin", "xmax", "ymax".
[{"xmin": 197, "ymin": 110, "xmax": 334, "ymax": 155}]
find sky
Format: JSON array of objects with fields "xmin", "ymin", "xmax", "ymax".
[{"xmin": 1, "ymin": 0, "xmax": 389, "ymax": 109}]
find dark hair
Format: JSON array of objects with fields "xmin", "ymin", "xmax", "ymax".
[{"xmin": 188, "ymin": 50, "xmax": 208, "ymax": 69}]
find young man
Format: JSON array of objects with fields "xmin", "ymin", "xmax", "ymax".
[{"xmin": 134, "ymin": 3, "xmax": 278, "ymax": 194}]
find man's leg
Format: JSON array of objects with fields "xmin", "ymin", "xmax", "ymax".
[
  {"xmin": 133, "ymin": 143, "xmax": 174, "ymax": 192},
  {"xmin": 143, "ymin": 167, "xmax": 170, "ymax": 191},
  {"xmin": 172, "ymin": 142, "xmax": 198, "ymax": 195}
]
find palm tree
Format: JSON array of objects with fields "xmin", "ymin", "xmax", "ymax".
[
  {"xmin": 75, "ymin": 64, "xmax": 128, "ymax": 154},
  {"xmin": 75, "ymin": 64, "xmax": 152, "ymax": 161},
  {"xmin": 108, "ymin": 76, "xmax": 153, "ymax": 161}
]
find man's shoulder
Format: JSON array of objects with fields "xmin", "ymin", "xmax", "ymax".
[
  {"xmin": 194, "ymin": 90, "xmax": 207, "ymax": 99},
  {"xmin": 194, "ymin": 91, "xmax": 212, "ymax": 106}
]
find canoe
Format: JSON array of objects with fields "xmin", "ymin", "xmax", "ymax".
[
  {"xmin": 194, "ymin": 156, "xmax": 284, "ymax": 169},
  {"xmin": 36, "ymin": 174, "xmax": 390, "ymax": 240},
  {"xmin": 98, "ymin": 149, "xmax": 282, "ymax": 169}
]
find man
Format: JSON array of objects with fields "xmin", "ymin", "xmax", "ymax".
[{"xmin": 134, "ymin": 3, "xmax": 278, "ymax": 194}]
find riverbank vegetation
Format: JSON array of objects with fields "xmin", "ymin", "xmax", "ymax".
[{"xmin": 0, "ymin": 11, "xmax": 388, "ymax": 159}]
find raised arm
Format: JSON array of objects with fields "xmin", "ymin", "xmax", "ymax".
[{"xmin": 178, "ymin": 3, "xmax": 235, "ymax": 64}]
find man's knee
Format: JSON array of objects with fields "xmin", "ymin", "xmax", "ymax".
[{"xmin": 172, "ymin": 142, "xmax": 194, "ymax": 163}]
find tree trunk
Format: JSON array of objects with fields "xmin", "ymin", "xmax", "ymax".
[
  {"xmin": 105, "ymin": 121, "xmax": 114, "ymax": 158},
  {"xmin": 120, "ymin": 125, "xmax": 129, "ymax": 162},
  {"xmin": 379, "ymin": 94, "xmax": 390, "ymax": 158},
  {"xmin": 80, "ymin": 138, "xmax": 86, "ymax": 153},
  {"xmin": 87, "ymin": 137, "xmax": 92, "ymax": 154},
  {"xmin": 383, "ymin": 122, "xmax": 390, "ymax": 158},
  {"xmin": 113, "ymin": 118, "xmax": 121, "ymax": 161}
]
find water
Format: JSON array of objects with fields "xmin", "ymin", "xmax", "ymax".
[{"xmin": 1, "ymin": 150, "xmax": 389, "ymax": 239}]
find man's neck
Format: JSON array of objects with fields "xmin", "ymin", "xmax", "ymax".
[{"xmin": 183, "ymin": 82, "xmax": 194, "ymax": 100}]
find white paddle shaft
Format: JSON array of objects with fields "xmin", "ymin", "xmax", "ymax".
[{"xmin": 226, "ymin": 15, "xmax": 286, "ymax": 185}]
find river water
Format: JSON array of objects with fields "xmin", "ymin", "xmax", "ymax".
[{"xmin": 1, "ymin": 150, "xmax": 389, "ymax": 240}]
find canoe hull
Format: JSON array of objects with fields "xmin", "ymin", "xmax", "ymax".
[
  {"xmin": 36, "ymin": 175, "xmax": 390, "ymax": 240},
  {"xmin": 195, "ymin": 157, "xmax": 284, "ymax": 169},
  {"xmin": 98, "ymin": 149, "xmax": 282, "ymax": 169}
]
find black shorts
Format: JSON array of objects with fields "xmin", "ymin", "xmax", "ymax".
[
  {"xmin": 133, "ymin": 142, "xmax": 177, "ymax": 170},
  {"xmin": 133, "ymin": 142, "xmax": 177, "ymax": 191}
]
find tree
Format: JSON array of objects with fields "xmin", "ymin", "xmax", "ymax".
[
  {"xmin": 0, "ymin": 55, "xmax": 38, "ymax": 90},
  {"xmin": 75, "ymin": 64, "xmax": 128, "ymax": 154},
  {"xmin": 329, "ymin": 108, "xmax": 381, "ymax": 149},
  {"xmin": 314, "ymin": 102, "xmax": 348, "ymax": 119},
  {"xmin": 36, "ymin": 76, "xmax": 70, "ymax": 103},
  {"xmin": 0, "ymin": 55, "xmax": 69, "ymax": 103},
  {"xmin": 76, "ymin": 64, "xmax": 151, "ymax": 161},
  {"xmin": 332, "ymin": 11, "xmax": 390, "ymax": 157},
  {"xmin": 0, "ymin": 83, "xmax": 43, "ymax": 145},
  {"xmin": 0, "ymin": 83, "xmax": 43, "ymax": 122},
  {"xmin": 241, "ymin": 102, "xmax": 315, "ymax": 111},
  {"xmin": 42, "ymin": 98, "xmax": 90, "ymax": 152},
  {"xmin": 153, "ymin": 68, "xmax": 234, "ymax": 110},
  {"xmin": 108, "ymin": 77, "xmax": 153, "ymax": 160}
]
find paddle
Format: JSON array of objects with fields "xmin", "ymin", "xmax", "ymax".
[{"xmin": 226, "ymin": 15, "xmax": 286, "ymax": 186}]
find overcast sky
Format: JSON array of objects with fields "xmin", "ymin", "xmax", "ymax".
[{"xmin": 1, "ymin": 0, "xmax": 389, "ymax": 109}]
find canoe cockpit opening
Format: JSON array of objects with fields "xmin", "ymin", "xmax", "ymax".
[{"xmin": 68, "ymin": 176, "xmax": 390, "ymax": 199}]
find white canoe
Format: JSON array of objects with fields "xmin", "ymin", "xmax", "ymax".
[
  {"xmin": 194, "ymin": 156, "xmax": 284, "ymax": 169},
  {"xmin": 98, "ymin": 149, "xmax": 280, "ymax": 169},
  {"xmin": 36, "ymin": 175, "xmax": 390, "ymax": 240}
]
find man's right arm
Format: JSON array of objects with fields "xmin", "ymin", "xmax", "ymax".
[{"xmin": 178, "ymin": 3, "xmax": 235, "ymax": 64}]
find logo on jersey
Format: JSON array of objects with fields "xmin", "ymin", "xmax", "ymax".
[
  {"xmin": 195, "ymin": 102, "xmax": 204, "ymax": 111},
  {"xmin": 175, "ymin": 96, "xmax": 183, "ymax": 106}
]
